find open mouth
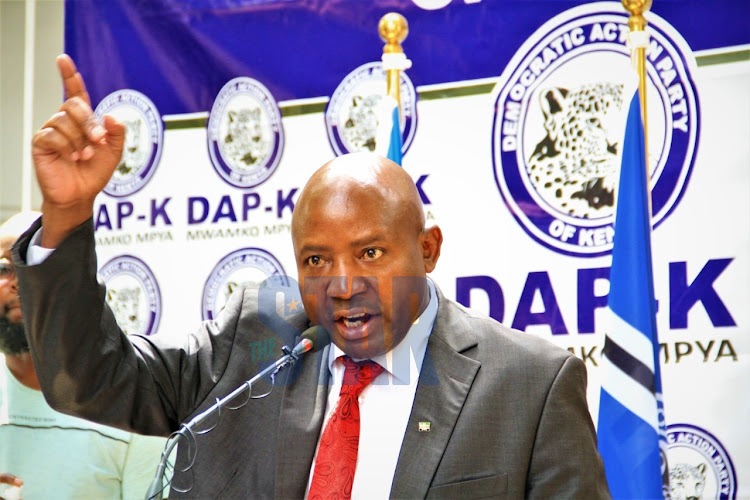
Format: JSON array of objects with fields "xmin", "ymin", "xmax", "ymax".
[
  {"xmin": 333, "ymin": 310, "xmax": 379, "ymax": 340},
  {"xmin": 339, "ymin": 312, "xmax": 372, "ymax": 329}
]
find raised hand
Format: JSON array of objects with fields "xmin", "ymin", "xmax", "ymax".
[{"xmin": 31, "ymin": 54, "xmax": 126, "ymax": 248}]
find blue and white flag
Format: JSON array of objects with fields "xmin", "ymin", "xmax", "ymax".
[
  {"xmin": 597, "ymin": 90, "xmax": 669, "ymax": 499},
  {"xmin": 376, "ymin": 95, "xmax": 403, "ymax": 165}
]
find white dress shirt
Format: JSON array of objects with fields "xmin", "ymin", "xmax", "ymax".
[
  {"xmin": 26, "ymin": 229, "xmax": 53, "ymax": 264},
  {"xmin": 306, "ymin": 279, "xmax": 439, "ymax": 499}
]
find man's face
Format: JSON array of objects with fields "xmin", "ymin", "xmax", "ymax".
[
  {"xmin": 293, "ymin": 185, "xmax": 430, "ymax": 360},
  {"xmin": 0, "ymin": 246, "xmax": 21, "ymax": 323},
  {"xmin": 0, "ymin": 244, "xmax": 28, "ymax": 355}
]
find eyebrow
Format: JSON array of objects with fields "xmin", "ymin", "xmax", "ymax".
[
  {"xmin": 349, "ymin": 234, "xmax": 386, "ymax": 248},
  {"xmin": 298, "ymin": 244, "xmax": 330, "ymax": 255},
  {"xmin": 298, "ymin": 234, "xmax": 387, "ymax": 255}
]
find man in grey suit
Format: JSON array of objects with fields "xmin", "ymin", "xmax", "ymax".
[{"xmin": 13, "ymin": 54, "xmax": 610, "ymax": 498}]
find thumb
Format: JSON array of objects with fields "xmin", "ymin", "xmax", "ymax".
[{"xmin": 102, "ymin": 114, "xmax": 126, "ymax": 157}]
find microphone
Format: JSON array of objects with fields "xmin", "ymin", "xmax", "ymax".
[
  {"xmin": 290, "ymin": 325, "xmax": 331, "ymax": 357},
  {"xmin": 145, "ymin": 325, "xmax": 330, "ymax": 499}
]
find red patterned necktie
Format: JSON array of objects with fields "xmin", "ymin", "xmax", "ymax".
[{"xmin": 308, "ymin": 356, "xmax": 385, "ymax": 499}]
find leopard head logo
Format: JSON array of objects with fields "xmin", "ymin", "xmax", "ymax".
[
  {"xmin": 527, "ymin": 83, "xmax": 624, "ymax": 219},
  {"xmin": 670, "ymin": 462, "xmax": 706, "ymax": 500},
  {"xmin": 107, "ymin": 287, "xmax": 142, "ymax": 336},
  {"xmin": 223, "ymin": 107, "xmax": 268, "ymax": 169},
  {"xmin": 115, "ymin": 119, "xmax": 144, "ymax": 178},
  {"xmin": 342, "ymin": 94, "xmax": 382, "ymax": 152}
]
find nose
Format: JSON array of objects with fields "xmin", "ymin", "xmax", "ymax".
[
  {"xmin": 327, "ymin": 276, "xmax": 368, "ymax": 299},
  {"xmin": 1, "ymin": 275, "xmax": 19, "ymax": 297},
  {"xmin": 326, "ymin": 262, "xmax": 367, "ymax": 299},
  {"xmin": 8, "ymin": 275, "xmax": 19, "ymax": 292}
]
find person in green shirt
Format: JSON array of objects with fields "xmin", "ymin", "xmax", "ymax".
[{"xmin": 0, "ymin": 212, "xmax": 166, "ymax": 500}]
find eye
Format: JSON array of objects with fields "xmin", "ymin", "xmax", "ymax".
[
  {"xmin": 0, "ymin": 260, "xmax": 15, "ymax": 279},
  {"xmin": 305, "ymin": 255, "xmax": 324, "ymax": 267},
  {"xmin": 362, "ymin": 248, "xmax": 383, "ymax": 261}
]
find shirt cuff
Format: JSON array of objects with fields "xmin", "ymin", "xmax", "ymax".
[{"xmin": 26, "ymin": 228, "xmax": 55, "ymax": 265}]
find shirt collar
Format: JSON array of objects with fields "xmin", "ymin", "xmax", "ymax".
[{"xmin": 327, "ymin": 278, "xmax": 438, "ymax": 385}]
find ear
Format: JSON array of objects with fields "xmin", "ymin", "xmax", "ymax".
[{"xmin": 420, "ymin": 225, "xmax": 443, "ymax": 273}]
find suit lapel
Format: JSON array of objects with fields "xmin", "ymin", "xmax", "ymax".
[
  {"xmin": 273, "ymin": 317, "xmax": 331, "ymax": 498},
  {"xmin": 391, "ymin": 292, "xmax": 480, "ymax": 498}
]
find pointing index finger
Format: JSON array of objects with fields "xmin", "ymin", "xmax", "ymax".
[{"xmin": 56, "ymin": 54, "xmax": 91, "ymax": 107}]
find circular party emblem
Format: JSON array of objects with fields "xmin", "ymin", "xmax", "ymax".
[
  {"xmin": 99, "ymin": 255, "xmax": 161, "ymax": 336},
  {"xmin": 207, "ymin": 77, "xmax": 284, "ymax": 188},
  {"xmin": 95, "ymin": 90, "xmax": 164, "ymax": 197},
  {"xmin": 491, "ymin": 2, "xmax": 699, "ymax": 256},
  {"xmin": 667, "ymin": 423, "xmax": 737, "ymax": 499},
  {"xmin": 202, "ymin": 248, "xmax": 288, "ymax": 321},
  {"xmin": 325, "ymin": 62, "xmax": 417, "ymax": 157}
]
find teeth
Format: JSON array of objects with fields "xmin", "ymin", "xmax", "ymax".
[{"xmin": 342, "ymin": 313, "xmax": 367, "ymax": 328}]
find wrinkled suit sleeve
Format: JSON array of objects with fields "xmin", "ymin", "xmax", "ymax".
[{"xmin": 12, "ymin": 217, "xmax": 243, "ymax": 437}]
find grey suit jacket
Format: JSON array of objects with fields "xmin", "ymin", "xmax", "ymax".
[{"xmin": 14, "ymin": 219, "xmax": 610, "ymax": 499}]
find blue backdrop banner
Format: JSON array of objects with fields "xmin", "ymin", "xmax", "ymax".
[{"xmin": 65, "ymin": 0, "xmax": 748, "ymax": 115}]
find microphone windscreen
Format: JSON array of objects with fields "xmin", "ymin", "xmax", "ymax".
[{"xmin": 300, "ymin": 325, "xmax": 331, "ymax": 352}]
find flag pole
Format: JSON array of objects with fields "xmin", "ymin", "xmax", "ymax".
[
  {"xmin": 378, "ymin": 12, "xmax": 410, "ymax": 122},
  {"xmin": 377, "ymin": 13, "xmax": 411, "ymax": 164},
  {"xmin": 598, "ymin": 4, "xmax": 671, "ymax": 497},
  {"xmin": 622, "ymin": 0, "xmax": 653, "ymax": 216}
]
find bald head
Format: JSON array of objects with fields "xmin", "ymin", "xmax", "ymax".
[
  {"xmin": 291, "ymin": 153, "xmax": 442, "ymax": 359},
  {"xmin": 292, "ymin": 153, "xmax": 424, "ymax": 240}
]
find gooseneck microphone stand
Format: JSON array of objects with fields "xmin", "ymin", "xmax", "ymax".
[{"xmin": 144, "ymin": 326, "xmax": 329, "ymax": 500}]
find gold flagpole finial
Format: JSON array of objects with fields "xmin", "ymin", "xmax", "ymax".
[
  {"xmin": 622, "ymin": 0, "xmax": 652, "ymax": 29},
  {"xmin": 379, "ymin": 13, "xmax": 410, "ymax": 106},
  {"xmin": 379, "ymin": 12, "xmax": 409, "ymax": 55},
  {"xmin": 621, "ymin": 0, "xmax": 652, "ymax": 120}
]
